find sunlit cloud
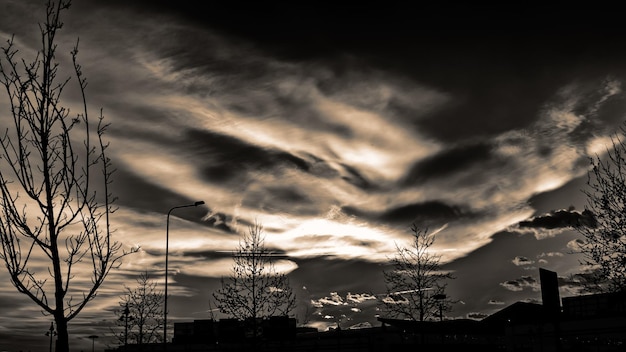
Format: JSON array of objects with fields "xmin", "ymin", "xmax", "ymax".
[
  {"xmin": 467, "ymin": 312, "xmax": 489, "ymax": 320},
  {"xmin": 567, "ymin": 238, "xmax": 585, "ymax": 252},
  {"xmin": 346, "ymin": 293, "xmax": 377, "ymax": 304},
  {"xmin": 512, "ymin": 256, "xmax": 535, "ymax": 266},
  {"xmin": 312, "ymin": 292, "xmax": 347, "ymax": 307}
]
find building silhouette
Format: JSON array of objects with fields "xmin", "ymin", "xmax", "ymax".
[{"xmin": 108, "ymin": 268, "xmax": 626, "ymax": 351}]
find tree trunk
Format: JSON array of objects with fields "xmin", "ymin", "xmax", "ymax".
[{"xmin": 55, "ymin": 314, "xmax": 69, "ymax": 352}]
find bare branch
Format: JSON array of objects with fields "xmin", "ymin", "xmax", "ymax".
[
  {"xmin": 381, "ymin": 223, "xmax": 454, "ymax": 321},
  {"xmin": 576, "ymin": 123, "xmax": 626, "ymax": 293},
  {"xmin": 0, "ymin": 1, "xmax": 136, "ymax": 351},
  {"xmin": 213, "ymin": 221, "xmax": 296, "ymax": 322}
]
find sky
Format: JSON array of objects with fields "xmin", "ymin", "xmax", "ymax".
[{"xmin": 1, "ymin": 1, "xmax": 626, "ymax": 350}]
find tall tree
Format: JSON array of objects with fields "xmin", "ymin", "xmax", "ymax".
[
  {"xmin": 576, "ymin": 124, "xmax": 626, "ymax": 293},
  {"xmin": 381, "ymin": 223, "xmax": 454, "ymax": 321},
  {"xmin": 213, "ymin": 222, "xmax": 296, "ymax": 322},
  {"xmin": 114, "ymin": 272, "xmax": 164, "ymax": 347},
  {"xmin": 0, "ymin": 1, "xmax": 134, "ymax": 351}
]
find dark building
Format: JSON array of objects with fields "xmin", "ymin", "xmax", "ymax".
[
  {"xmin": 109, "ymin": 268, "xmax": 626, "ymax": 352},
  {"xmin": 493, "ymin": 268, "xmax": 626, "ymax": 351},
  {"xmin": 173, "ymin": 316, "xmax": 296, "ymax": 345},
  {"xmin": 540, "ymin": 267, "xmax": 561, "ymax": 317}
]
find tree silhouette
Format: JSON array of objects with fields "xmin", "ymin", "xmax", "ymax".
[
  {"xmin": 213, "ymin": 222, "xmax": 296, "ymax": 323},
  {"xmin": 381, "ymin": 223, "xmax": 454, "ymax": 321},
  {"xmin": 114, "ymin": 272, "xmax": 164, "ymax": 347},
  {"xmin": 576, "ymin": 124, "xmax": 626, "ymax": 293},
  {"xmin": 0, "ymin": 1, "xmax": 135, "ymax": 351}
]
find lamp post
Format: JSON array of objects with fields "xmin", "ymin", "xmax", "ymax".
[
  {"xmin": 164, "ymin": 201, "xmax": 205, "ymax": 350},
  {"xmin": 433, "ymin": 293, "xmax": 446, "ymax": 321},
  {"xmin": 119, "ymin": 303, "xmax": 131, "ymax": 346},
  {"xmin": 45, "ymin": 322, "xmax": 56, "ymax": 352},
  {"xmin": 88, "ymin": 335, "xmax": 98, "ymax": 352}
]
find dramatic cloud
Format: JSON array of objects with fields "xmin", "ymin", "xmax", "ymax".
[
  {"xmin": 514, "ymin": 208, "xmax": 598, "ymax": 239},
  {"xmin": 519, "ymin": 208, "xmax": 597, "ymax": 230},
  {"xmin": 2, "ymin": 1, "xmax": 626, "ymax": 350}
]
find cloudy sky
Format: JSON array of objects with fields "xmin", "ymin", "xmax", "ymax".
[{"xmin": 1, "ymin": 1, "xmax": 626, "ymax": 350}]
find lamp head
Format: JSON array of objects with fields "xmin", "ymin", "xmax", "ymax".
[{"xmin": 194, "ymin": 201, "xmax": 205, "ymax": 206}]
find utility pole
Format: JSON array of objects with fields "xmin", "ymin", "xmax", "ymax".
[
  {"xmin": 45, "ymin": 322, "xmax": 57, "ymax": 352},
  {"xmin": 122, "ymin": 303, "xmax": 131, "ymax": 346},
  {"xmin": 88, "ymin": 335, "xmax": 98, "ymax": 352}
]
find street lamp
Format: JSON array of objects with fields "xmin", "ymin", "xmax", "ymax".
[
  {"xmin": 88, "ymin": 335, "xmax": 98, "ymax": 352},
  {"xmin": 45, "ymin": 322, "xmax": 56, "ymax": 352},
  {"xmin": 164, "ymin": 201, "xmax": 205, "ymax": 349},
  {"xmin": 433, "ymin": 293, "xmax": 446, "ymax": 322},
  {"xmin": 119, "ymin": 303, "xmax": 133, "ymax": 346}
]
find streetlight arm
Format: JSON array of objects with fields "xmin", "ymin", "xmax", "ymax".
[{"xmin": 167, "ymin": 201, "xmax": 205, "ymax": 216}]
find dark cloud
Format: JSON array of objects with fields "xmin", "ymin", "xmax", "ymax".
[
  {"xmin": 342, "ymin": 200, "xmax": 473, "ymax": 226},
  {"xmin": 242, "ymin": 186, "xmax": 318, "ymax": 216},
  {"xmin": 416, "ymin": 80, "xmax": 548, "ymax": 142},
  {"xmin": 519, "ymin": 208, "xmax": 597, "ymax": 230},
  {"xmin": 113, "ymin": 168, "xmax": 207, "ymax": 220},
  {"xmin": 381, "ymin": 201, "xmax": 469, "ymax": 224},
  {"xmin": 403, "ymin": 142, "xmax": 494, "ymax": 185},
  {"xmin": 259, "ymin": 186, "xmax": 310, "ymax": 204},
  {"xmin": 107, "ymin": 105, "xmax": 182, "ymax": 143},
  {"xmin": 525, "ymin": 177, "xmax": 589, "ymax": 215},
  {"xmin": 0, "ymin": 294, "xmax": 30, "ymax": 312},
  {"xmin": 340, "ymin": 163, "xmax": 374, "ymax": 190},
  {"xmin": 185, "ymin": 129, "xmax": 310, "ymax": 184}
]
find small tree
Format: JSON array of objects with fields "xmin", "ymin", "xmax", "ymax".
[
  {"xmin": 213, "ymin": 222, "xmax": 296, "ymax": 322},
  {"xmin": 381, "ymin": 223, "xmax": 454, "ymax": 321},
  {"xmin": 576, "ymin": 124, "xmax": 626, "ymax": 293},
  {"xmin": 114, "ymin": 272, "xmax": 164, "ymax": 347},
  {"xmin": 0, "ymin": 1, "xmax": 134, "ymax": 351}
]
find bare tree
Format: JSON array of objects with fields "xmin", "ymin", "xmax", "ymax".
[
  {"xmin": 576, "ymin": 124, "xmax": 626, "ymax": 293},
  {"xmin": 0, "ymin": 1, "xmax": 134, "ymax": 351},
  {"xmin": 381, "ymin": 223, "xmax": 454, "ymax": 321},
  {"xmin": 114, "ymin": 272, "xmax": 164, "ymax": 347},
  {"xmin": 213, "ymin": 222, "xmax": 296, "ymax": 322}
]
